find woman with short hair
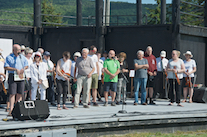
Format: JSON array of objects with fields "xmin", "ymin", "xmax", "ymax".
[{"xmin": 116, "ymin": 52, "xmax": 128, "ymax": 105}]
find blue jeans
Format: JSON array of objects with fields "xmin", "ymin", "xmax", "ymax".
[{"xmin": 134, "ymin": 78, "xmax": 147, "ymax": 104}]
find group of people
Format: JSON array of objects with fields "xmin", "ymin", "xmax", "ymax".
[
  {"xmin": 134, "ymin": 46, "xmax": 196, "ymax": 107},
  {"xmin": 0, "ymin": 44, "xmax": 197, "ymax": 117}
]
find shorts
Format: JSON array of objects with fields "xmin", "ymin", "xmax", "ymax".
[
  {"xmin": 146, "ymin": 75, "xmax": 155, "ymax": 88},
  {"xmin": 103, "ymin": 82, "xmax": 117, "ymax": 92},
  {"xmin": 8, "ymin": 73, "xmax": 25, "ymax": 95},
  {"xmin": 91, "ymin": 73, "xmax": 98, "ymax": 89},
  {"xmin": 182, "ymin": 77, "xmax": 194, "ymax": 88}
]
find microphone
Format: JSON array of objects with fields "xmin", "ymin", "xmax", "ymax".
[{"xmin": 112, "ymin": 57, "xmax": 115, "ymax": 60}]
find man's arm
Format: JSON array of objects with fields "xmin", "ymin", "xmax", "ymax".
[
  {"xmin": 96, "ymin": 62, "xmax": 99, "ymax": 76},
  {"xmin": 88, "ymin": 67, "xmax": 95, "ymax": 78},
  {"xmin": 134, "ymin": 64, "xmax": 148, "ymax": 70}
]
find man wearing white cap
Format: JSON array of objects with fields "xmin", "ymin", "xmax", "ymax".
[{"xmin": 155, "ymin": 51, "xmax": 168, "ymax": 99}]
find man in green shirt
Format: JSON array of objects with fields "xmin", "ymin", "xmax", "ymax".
[{"xmin": 103, "ymin": 50, "xmax": 120, "ymax": 106}]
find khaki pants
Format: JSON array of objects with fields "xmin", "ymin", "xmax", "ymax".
[{"xmin": 74, "ymin": 75, "xmax": 92, "ymax": 106}]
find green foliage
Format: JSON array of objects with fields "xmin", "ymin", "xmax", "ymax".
[
  {"xmin": 41, "ymin": 0, "xmax": 63, "ymax": 26},
  {"xmin": 146, "ymin": 0, "xmax": 205, "ymax": 26},
  {"xmin": 0, "ymin": 0, "xmax": 158, "ymax": 26}
]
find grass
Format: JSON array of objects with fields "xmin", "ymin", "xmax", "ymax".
[{"xmin": 102, "ymin": 130, "xmax": 207, "ymax": 137}]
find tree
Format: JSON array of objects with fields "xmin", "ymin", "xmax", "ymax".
[
  {"xmin": 41, "ymin": 0, "xmax": 63, "ymax": 26},
  {"xmin": 146, "ymin": 0, "xmax": 205, "ymax": 26}
]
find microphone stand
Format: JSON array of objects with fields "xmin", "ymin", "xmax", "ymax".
[{"xmin": 113, "ymin": 58, "xmax": 129, "ymax": 114}]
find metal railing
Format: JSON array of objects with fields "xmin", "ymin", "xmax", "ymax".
[{"xmin": 180, "ymin": 0, "xmax": 205, "ymax": 26}]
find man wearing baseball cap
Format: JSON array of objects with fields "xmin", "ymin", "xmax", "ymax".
[
  {"xmin": 43, "ymin": 51, "xmax": 56, "ymax": 106},
  {"xmin": 155, "ymin": 51, "xmax": 169, "ymax": 99}
]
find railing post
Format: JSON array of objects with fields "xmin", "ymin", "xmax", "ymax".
[
  {"xmin": 96, "ymin": 0, "xmax": 104, "ymax": 53},
  {"xmin": 33, "ymin": 0, "xmax": 41, "ymax": 50},
  {"xmin": 136, "ymin": 0, "xmax": 142, "ymax": 25},
  {"xmin": 76, "ymin": 0, "xmax": 82, "ymax": 26},
  {"xmin": 204, "ymin": 0, "xmax": 207, "ymax": 27},
  {"xmin": 172, "ymin": 0, "xmax": 181, "ymax": 50},
  {"xmin": 161, "ymin": 0, "xmax": 166, "ymax": 24}
]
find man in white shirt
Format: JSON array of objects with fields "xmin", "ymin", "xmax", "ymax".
[
  {"xmin": 88, "ymin": 46, "xmax": 99, "ymax": 106},
  {"xmin": 43, "ymin": 51, "xmax": 56, "ymax": 106},
  {"xmin": 155, "ymin": 51, "xmax": 169, "ymax": 99}
]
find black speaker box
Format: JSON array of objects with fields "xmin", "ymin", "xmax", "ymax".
[
  {"xmin": 193, "ymin": 87, "xmax": 207, "ymax": 103},
  {"xmin": 12, "ymin": 100, "xmax": 50, "ymax": 120}
]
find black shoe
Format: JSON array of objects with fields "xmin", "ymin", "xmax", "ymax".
[
  {"xmin": 123, "ymin": 101, "xmax": 127, "ymax": 105},
  {"xmin": 88, "ymin": 102, "xmax": 91, "ymax": 105},
  {"xmin": 116, "ymin": 101, "xmax": 120, "ymax": 105},
  {"xmin": 83, "ymin": 105, "xmax": 89, "ymax": 108},
  {"xmin": 111, "ymin": 102, "xmax": 116, "ymax": 106},
  {"xmin": 51, "ymin": 102, "xmax": 56, "ymax": 106},
  {"xmin": 104, "ymin": 102, "xmax": 108, "ymax": 106},
  {"xmin": 149, "ymin": 99, "xmax": 156, "ymax": 105},
  {"xmin": 93, "ymin": 102, "xmax": 99, "ymax": 106},
  {"xmin": 98, "ymin": 98, "xmax": 103, "ymax": 102}
]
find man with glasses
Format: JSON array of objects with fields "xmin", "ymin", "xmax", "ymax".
[{"xmin": 4, "ymin": 44, "xmax": 28, "ymax": 116}]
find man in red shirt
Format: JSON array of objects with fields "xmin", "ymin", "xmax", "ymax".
[{"xmin": 144, "ymin": 46, "xmax": 157, "ymax": 105}]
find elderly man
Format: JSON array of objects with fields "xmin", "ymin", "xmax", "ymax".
[
  {"xmin": 73, "ymin": 48, "xmax": 95, "ymax": 108},
  {"xmin": 103, "ymin": 50, "xmax": 120, "ymax": 106},
  {"xmin": 88, "ymin": 45, "xmax": 99, "ymax": 106},
  {"xmin": 134, "ymin": 50, "xmax": 149, "ymax": 105},
  {"xmin": 155, "ymin": 51, "xmax": 169, "ymax": 99},
  {"xmin": 144, "ymin": 46, "xmax": 157, "ymax": 105},
  {"xmin": 43, "ymin": 51, "xmax": 56, "ymax": 106},
  {"xmin": 4, "ymin": 44, "xmax": 28, "ymax": 116}
]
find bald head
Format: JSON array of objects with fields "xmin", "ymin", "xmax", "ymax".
[
  {"xmin": 108, "ymin": 50, "xmax": 115, "ymax": 59},
  {"xmin": 146, "ymin": 46, "xmax": 152, "ymax": 56},
  {"xmin": 13, "ymin": 44, "xmax": 21, "ymax": 56},
  {"xmin": 38, "ymin": 48, "xmax": 44, "ymax": 55}
]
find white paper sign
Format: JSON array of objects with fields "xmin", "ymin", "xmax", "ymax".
[{"xmin": 129, "ymin": 70, "xmax": 135, "ymax": 78}]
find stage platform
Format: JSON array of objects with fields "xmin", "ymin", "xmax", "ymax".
[{"xmin": 0, "ymin": 99, "xmax": 207, "ymax": 137}]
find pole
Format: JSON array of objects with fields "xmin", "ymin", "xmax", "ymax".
[
  {"xmin": 172, "ymin": 0, "xmax": 180, "ymax": 49},
  {"xmin": 33, "ymin": 0, "xmax": 41, "ymax": 50},
  {"xmin": 96, "ymin": 0, "xmax": 105, "ymax": 53},
  {"xmin": 161, "ymin": 0, "xmax": 166, "ymax": 24},
  {"xmin": 105, "ymin": 0, "xmax": 110, "ymax": 26},
  {"xmin": 76, "ymin": 0, "xmax": 82, "ymax": 26},
  {"xmin": 136, "ymin": 0, "xmax": 142, "ymax": 25}
]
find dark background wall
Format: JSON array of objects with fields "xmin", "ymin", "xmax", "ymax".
[
  {"xmin": 105, "ymin": 25, "xmax": 173, "ymax": 69},
  {"xmin": 0, "ymin": 24, "xmax": 206, "ymax": 85},
  {"xmin": 41, "ymin": 26, "xmax": 96, "ymax": 64},
  {"xmin": 180, "ymin": 34, "xmax": 205, "ymax": 84},
  {"xmin": 0, "ymin": 25, "xmax": 33, "ymax": 47}
]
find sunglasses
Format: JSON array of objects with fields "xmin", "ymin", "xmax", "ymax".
[{"xmin": 35, "ymin": 55, "xmax": 40, "ymax": 58}]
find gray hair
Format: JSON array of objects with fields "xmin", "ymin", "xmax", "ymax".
[
  {"xmin": 137, "ymin": 50, "xmax": 144, "ymax": 55},
  {"xmin": 25, "ymin": 48, "xmax": 33, "ymax": 55},
  {"xmin": 38, "ymin": 48, "xmax": 44, "ymax": 53},
  {"xmin": 82, "ymin": 48, "xmax": 89, "ymax": 53},
  {"xmin": 146, "ymin": 46, "xmax": 152, "ymax": 51}
]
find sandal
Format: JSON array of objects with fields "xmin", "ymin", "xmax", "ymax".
[
  {"xmin": 189, "ymin": 100, "xmax": 193, "ymax": 103},
  {"xmin": 168, "ymin": 103, "xmax": 173, "ymax": 106},
  {"xmin": 57, "ymin": 105, "xmax": 61, "ymax": 110},
  {"xmin": 182, "ymin": 100, "xmax": 187, "ymax": 103},
  {"xmin": 5, "ymin": 108, "xmax": 10, "ymax": 112},
  {"xmin": 177, "ymin": 104, "xmax": 184, "ymax": 107},
  {"xmin": 63, "ymin": 106, "xmax": 69, "ymax": 110}
]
